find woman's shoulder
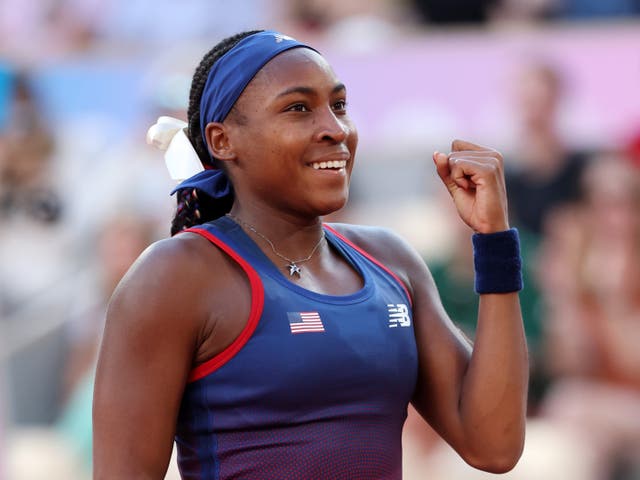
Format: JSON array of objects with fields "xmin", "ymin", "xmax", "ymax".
[
  {"xmin": 325, "ymin": 222, "xmax": 428, "ymax": 293},
  {"xmin": 126, "ymin": 231, "xmax": 224, "ymax": 283},
  {"xmin": 110, "ymin": 231, "xmax": 238, "ymax": 317},
  {"xmin": 325, "ymin": 222, "xmax": 415, "ymax": 259}
]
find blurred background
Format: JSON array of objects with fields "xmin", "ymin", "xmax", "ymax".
[{"xmin": 1, "ymin": 0, "xmax": 639, "ymax": 478}]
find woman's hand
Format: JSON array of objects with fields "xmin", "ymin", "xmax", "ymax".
[{"xmin": 434, "ymin": 140, "xmax": 509, "ymax": 234}]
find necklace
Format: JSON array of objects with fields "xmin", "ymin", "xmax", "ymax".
[{"xmin": 226, "ymin": 214, "xmax": 325, "ymax": 277}]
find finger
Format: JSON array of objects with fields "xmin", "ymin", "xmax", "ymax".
[
  {"xmin": 433, "ymin": 150, "xmax": 451, "ymax": 183},
  {"xmin": 451, "ymin": 139, "xmax": 496, "ymax": 153},
  {"xmin": 449, "ymin": 151, "xmax": 498, "ymax": 159},
  {"xmin": 449, "ymin": 152, "xmax": 503, "ymax": 172},
  {"xmin": 449, "ymin": 160, "xmax": 476, "ymax": 190}
]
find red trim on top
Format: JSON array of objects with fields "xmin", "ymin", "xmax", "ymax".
[
  {"xmin": 183, "ymin": 227, "xmax": 265, "ymax": 382},
  {"xmin": 323, "ymin": 224, "xmax": 413, "ymax": 307}
]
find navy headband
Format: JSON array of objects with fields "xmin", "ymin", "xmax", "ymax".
[
  {"xmin": 199, "ymin": 30, "xmax": 317, "ymax": 157},
  {"xmin": 172, "ymin": 31, "xmax": 317, "ymax": 202}
]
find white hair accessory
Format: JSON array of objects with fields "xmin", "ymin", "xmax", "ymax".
[{"xmin": 146, "ymin": 116, "xmax": 204, "ymax": 181}]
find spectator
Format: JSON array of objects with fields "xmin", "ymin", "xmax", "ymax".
[
  {"xmin": 410, "ymin": 0, "xmax": 497, "ymax": 24},
  {"xmin": 0, "ymin": 70, "xmax": 73, "ymax": 425},
  {"xmin": 537, "ymin": 152, "xmax": 640, "ymax": 479},
  {"xmin": 504, "ymin": 61, "xmax": 590, "ymax": 237}
]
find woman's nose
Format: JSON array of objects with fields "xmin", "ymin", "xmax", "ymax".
[{"xmin": 315, "ymin": 108, "xmax": 348, "ymax": 143}]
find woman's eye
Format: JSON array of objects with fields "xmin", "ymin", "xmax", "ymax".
[
  {"xmin": 333, "ymin": 100, "xmax": 347, "ymax": 112},
  {"xmin": 287, "ymin": 104, "xmax": 309, "ymax": 112}
]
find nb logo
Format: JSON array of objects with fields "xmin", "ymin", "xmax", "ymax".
[
  {"xmin": 387, "ymin": 304, "xmax": 411, "ymax": 328},
  {"xmin": 274, "ymin": 33, "xmax": 295, "ymax": 43}
]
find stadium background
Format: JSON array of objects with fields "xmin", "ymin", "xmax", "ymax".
[{"xmin": 1, "ymin": 1, "xmax": 639, "ymax": 478}]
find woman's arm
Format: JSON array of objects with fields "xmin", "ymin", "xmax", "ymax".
[
  {"xmin": 338, "ymin": 140, "xmax": 528, "ymax": 473},
  {"xmin": 410, "ymin": 259, "xmax": 527, "ymax": 473},
  {"xmin": 418, "ymin": 140, "xmax": 528, "ymax": 471},
  {"xmin": 341, "ymin": 225, "xmax": 527, "ymax": 473},
  {"xmin": 93, "ymin": 235, "xmax": 222, "ymax": 479}
]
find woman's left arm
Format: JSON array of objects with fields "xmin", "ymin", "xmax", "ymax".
[
  {"xmin": 396, "ymin": 140, "xmax": 527, "ymax": 472},
  {"xmin": 409, "ymin": 260, "xmax": 527, "ymax": 474}
]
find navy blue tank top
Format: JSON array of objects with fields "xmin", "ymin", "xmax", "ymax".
[{"xmin": 175, "ymin": 216, "xmax": 418, "ymax": 479}]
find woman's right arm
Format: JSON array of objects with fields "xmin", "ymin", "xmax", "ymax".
[{"xmin": 93, "ymin": 235, "xmax": 212, "ymax": 479}]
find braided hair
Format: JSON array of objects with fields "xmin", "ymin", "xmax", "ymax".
[{"xmin": 171, "ymin": 30, "xmax": 263, "ymax": 236}]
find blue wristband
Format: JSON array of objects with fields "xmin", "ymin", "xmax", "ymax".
[{"xmin": 472, "ymin": 228, "xmax": 523, "ymax": 294}]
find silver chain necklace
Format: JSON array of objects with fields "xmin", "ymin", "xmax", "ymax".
[{"xmin": 226, "ymin": 214, "xmax": 325, "ymax": 277}]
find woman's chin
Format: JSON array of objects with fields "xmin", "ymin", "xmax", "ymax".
[{"xmin": 314, "ymin": 194, "xmax": 349, "ymax": 217}]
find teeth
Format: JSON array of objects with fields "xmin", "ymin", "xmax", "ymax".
[{"xmin": 310, "ymin": 160, "xmax": 347, "ymax": 170}]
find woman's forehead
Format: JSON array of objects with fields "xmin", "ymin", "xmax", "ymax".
[{"xmin": 250, "ymin": 48, "xmax": 340, "ymax": 93}]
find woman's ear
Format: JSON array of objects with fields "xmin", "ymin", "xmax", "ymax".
[{"xmin": 205, "ymin": 122, "xmax": 236, "ymax": 162}]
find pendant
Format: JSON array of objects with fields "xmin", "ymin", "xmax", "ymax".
[{"xmin": 287, "ymin": 262, "xmax": 302, "ymax": 277}]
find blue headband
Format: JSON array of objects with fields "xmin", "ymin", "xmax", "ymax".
[
  {"xmin": 199, "ymin": 30, "xmax": 317, "ymax": 156},
  {"xmin": 171, "ymin": 31, "xmax": 316, "ymax": 204}
]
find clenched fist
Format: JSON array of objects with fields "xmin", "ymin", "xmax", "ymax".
[{"xmin": 433, "ymin": 139, "xmax": 509, "ymax": 234}]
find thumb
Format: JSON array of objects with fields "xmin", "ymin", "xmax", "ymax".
[{"xmin": 433, "ymin": 150, "xmax": 451, "ymax": 184}]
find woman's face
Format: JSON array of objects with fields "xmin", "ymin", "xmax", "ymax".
[{"xmin": 220, "ymin": 47, "xmax": 358, "ymax": 218}]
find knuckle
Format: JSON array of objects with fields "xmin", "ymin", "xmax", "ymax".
[
  {"xmin": 481, "ymin": 160, "xmax": 499, "ymax": 174},
  {"xmin": 488, "ymin": 155, "xmax": 502, "ymax": 169}
]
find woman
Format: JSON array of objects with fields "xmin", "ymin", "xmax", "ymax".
[{"xmin": 93, "ymin": 30, "xmax": 528, "ymax": 479}]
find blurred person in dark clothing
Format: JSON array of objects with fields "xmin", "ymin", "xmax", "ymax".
[
  {"xmin": 411, "ymin": 0, "xmax": 497, "ymax": 24},
  {"xmin": 504, "ymin": 61, "xmax": 589, "ymax": 237}
]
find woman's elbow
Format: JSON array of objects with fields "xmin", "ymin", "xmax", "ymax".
[
  {"xmin": 465, "ymin": 453, "xmax": 521, "ymax": 474},
  {"xmin": 462, "ymin": 438, "xmax": 525, "ymax": 474}
]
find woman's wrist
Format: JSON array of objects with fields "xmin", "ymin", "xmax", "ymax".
[
  {"xmin": 473, "ymin": 217, "xmax": 510, "ymax": 234},
  {"xmin": 472, "ymin": 228, "xmax": 523, "ymax": 294}
]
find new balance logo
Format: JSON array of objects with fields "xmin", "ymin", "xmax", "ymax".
[
  {"xmin": 387, "ymin": 304, "xmax": 410, "ymax": 328},
  {"xmin": 274, "ymin": 33, "xmax": 295, "ymax": 43}
]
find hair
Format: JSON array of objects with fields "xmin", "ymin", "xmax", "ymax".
[{"xmin": 171, "ymin": 30, "xmax": 263, "ymax": 236}]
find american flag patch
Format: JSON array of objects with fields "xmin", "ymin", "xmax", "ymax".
[{"xmin": 287, "ymin": 311, "xmax": 325, "ymax": 334}]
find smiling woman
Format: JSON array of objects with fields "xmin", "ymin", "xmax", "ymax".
[{"xmin": 93, "ymin": 30, "xmax": 529, "ymax": 480}]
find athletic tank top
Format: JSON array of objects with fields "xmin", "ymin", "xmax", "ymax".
[{"xmin": 175, "ymin": 216, "xmax": 418, "ymax": 480}]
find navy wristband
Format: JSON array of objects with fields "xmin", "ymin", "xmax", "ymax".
[{"xmin": 472, "ymin": 228, "xmax": 523, "ymax": 294}]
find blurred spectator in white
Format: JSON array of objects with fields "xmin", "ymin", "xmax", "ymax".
[
  {"xmin": 537, "ymin": 153, "xmax": 640, "ymax": 479},
  {"xmin": 503, "ymin": 61, "xmax": 590, "ymax": 237}
]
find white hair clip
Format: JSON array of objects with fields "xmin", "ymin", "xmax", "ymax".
[{"xmin": 146, "ymin": 116, "xmax": 204, "ymax": 181}]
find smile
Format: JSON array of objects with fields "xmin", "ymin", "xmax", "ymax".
[{"xmin": 310, "ymin": 160, "xmax": 347, "ymax": 170}]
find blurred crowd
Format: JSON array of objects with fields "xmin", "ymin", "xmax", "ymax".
[{"xmin": 1, "ymin": 1, "xmax": 640, "ymax": 479}]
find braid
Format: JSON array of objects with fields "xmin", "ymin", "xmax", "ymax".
[
  {"xmin": 170, "ymin": 187, "xmax": 233, "ymax": 236},
  {"xmin": 171, "ymin": 30, "xmax": 262, "ymax": 236},
  {"xmin": 186, "ymin": 30, "xmax": 263, "ymax": 166}
]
